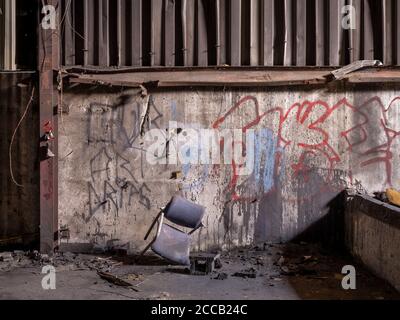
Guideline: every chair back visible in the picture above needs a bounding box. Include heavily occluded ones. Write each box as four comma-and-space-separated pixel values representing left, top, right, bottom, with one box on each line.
163, 196, 205, 229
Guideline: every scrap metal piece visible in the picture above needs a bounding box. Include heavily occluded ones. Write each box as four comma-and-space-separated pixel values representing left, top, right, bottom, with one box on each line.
97, 271, 139, 291
189, 253, 221, 275
329, 60, 383, 81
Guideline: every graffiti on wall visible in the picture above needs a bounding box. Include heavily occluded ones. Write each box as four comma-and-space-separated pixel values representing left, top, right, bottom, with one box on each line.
85, 96, 163, 222
211, 95, 400, 203
76, 91, 400, 241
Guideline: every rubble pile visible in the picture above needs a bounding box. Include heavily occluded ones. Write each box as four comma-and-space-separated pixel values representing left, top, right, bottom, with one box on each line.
0, 251, 121, 273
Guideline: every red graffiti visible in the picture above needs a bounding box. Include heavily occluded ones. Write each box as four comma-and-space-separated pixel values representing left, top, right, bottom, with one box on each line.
212, 95, 400, 203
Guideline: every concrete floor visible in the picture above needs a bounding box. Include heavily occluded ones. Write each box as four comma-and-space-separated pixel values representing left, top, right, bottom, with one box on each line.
0, 243, 399, 300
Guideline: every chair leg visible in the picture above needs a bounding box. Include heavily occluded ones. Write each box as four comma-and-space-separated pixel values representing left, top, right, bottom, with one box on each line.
144, 210, 163, 241
138, 241, 153, 258
138, 211, 164, 262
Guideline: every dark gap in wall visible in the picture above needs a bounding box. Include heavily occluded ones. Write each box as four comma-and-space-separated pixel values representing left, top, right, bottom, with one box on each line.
273, 0, 285, 65
396, 0, 400, 64
368, 0, 383, 62
126, 0, 134, 66
306, 0, 316, 66
161, 0, 166, 66
109, 1, 118, 66
93, 1, 100, 65
222, 0, 229, 65
16, 0, 37, 69
241, 0, 250, 66
74, 0, 84, 66
175, 0, 184, 66
142, 0, 151, 66
342, 0, 350, 66
204, 0, 217, 66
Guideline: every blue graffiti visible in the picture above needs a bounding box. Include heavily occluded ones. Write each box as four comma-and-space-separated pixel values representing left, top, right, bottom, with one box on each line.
254, 128, 277, 193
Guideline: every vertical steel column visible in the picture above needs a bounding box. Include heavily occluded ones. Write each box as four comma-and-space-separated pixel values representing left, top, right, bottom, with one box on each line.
38, 0, 59, 254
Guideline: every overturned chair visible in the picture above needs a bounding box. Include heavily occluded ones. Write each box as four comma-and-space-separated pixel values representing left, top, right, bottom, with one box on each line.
140, 196, 205, 265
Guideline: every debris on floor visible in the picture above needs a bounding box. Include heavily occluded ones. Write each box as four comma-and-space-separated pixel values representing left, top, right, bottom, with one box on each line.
213, 272, 228, 280
373, 188, 400, 208
232, 267, 258, 279
189, 253, 220, 275
97, 271, 139, 291
0, 252, 13, 263
1, 242, 399, 300
386, 188, 400, 207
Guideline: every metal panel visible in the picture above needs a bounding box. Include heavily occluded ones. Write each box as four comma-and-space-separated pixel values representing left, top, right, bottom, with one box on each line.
250, 0, 260, 66
382, 0, 393, 65
117, 0, 127, 66
83, 0, 95, 65
59, 0, 396, 67
315, 0, 325, 66
98, 0, 110, 66
397, 0, 400, 65
0, 72, 39, 247
63, 0, 75, 66
329, 0, 344, 66
151, 0, 163, 66
295, 0, 306, 66
164, 0, 175, 66
217, 0, 227, 65
362, 0, 374, 60
186, 0, 196, 66
262, 0, 274, 66
349, 0, 361, 62
131, 0, 142, 66
196, 0, 208, 66
229, 0, 241, 66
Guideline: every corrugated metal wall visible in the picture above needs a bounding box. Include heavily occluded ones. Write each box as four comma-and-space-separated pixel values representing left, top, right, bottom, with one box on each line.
0, 72, 39, 248
60, 0, 400, 67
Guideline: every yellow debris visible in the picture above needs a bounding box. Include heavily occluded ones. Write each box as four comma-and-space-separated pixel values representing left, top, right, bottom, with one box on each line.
386, 188, 400, 207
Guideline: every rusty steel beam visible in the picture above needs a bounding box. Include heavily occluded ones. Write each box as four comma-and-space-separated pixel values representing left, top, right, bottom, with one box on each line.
38, 0, 60, 254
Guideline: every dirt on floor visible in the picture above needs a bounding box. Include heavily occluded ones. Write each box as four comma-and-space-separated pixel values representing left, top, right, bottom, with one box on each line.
0, 242, 399, 300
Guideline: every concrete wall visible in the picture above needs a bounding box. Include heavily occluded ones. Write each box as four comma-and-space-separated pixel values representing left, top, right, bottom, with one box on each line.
345, 194, 400, 291
58, 84, 400, 253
